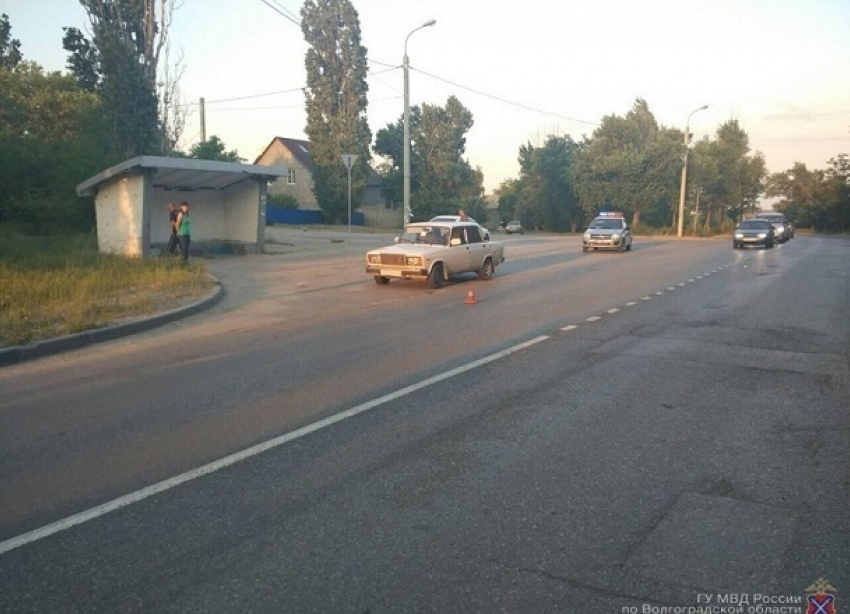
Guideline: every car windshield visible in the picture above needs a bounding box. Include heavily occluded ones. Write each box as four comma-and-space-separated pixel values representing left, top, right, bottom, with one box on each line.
588, 219, 623, 230
398, 225, 450, 246
739, 220, 770, 230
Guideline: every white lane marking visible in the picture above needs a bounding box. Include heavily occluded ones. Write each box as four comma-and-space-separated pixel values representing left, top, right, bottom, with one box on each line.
561, 324, 578, 332
687, 279, 695, 283
625, 301, 637, 307
667, 287, 676, 291
0, 335, 550, 556
654, 291, 664, 296
641, 296, 652, 301
586, 316, 602, 322
678, 282, 686, 287
607, 308, 620, 314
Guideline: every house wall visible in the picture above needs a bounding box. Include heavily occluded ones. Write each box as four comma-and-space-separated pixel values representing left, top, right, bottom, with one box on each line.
95, 175, 147, 257
258, 140, 318, 210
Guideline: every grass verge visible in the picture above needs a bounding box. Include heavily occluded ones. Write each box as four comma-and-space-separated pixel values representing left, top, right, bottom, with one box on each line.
0, 231, 215, 347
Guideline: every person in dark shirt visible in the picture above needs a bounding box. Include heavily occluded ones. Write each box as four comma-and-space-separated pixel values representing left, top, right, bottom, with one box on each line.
165, 202, 180, 256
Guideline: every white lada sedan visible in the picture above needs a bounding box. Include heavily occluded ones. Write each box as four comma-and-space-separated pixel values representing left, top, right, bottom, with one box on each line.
366, 221, 505, 288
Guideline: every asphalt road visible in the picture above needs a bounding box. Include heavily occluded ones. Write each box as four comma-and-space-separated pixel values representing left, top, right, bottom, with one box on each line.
1, 231, 847, 612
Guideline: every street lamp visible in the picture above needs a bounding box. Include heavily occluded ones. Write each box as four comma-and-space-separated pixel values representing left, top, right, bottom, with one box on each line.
403, 18, 436, 228
677, 104, 708, 238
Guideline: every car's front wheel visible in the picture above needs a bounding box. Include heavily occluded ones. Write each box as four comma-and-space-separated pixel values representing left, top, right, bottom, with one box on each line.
428, 263, 444, 289
478, 258, 494, 280
374, 275, 390, 285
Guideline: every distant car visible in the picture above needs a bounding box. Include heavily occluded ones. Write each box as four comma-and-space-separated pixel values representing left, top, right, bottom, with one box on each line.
429, 215, 490, 241
505, 220, 524, 235
754, 212, 791, 243
582, 212, 632, 252
733, 219, 774, 249
366, 221, 505, 288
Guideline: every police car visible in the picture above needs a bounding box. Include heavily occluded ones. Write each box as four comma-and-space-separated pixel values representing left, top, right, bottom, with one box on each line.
582, 212, 633, 252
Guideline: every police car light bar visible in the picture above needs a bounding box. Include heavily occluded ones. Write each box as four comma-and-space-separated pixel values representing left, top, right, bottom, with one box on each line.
598, 211, 624, 218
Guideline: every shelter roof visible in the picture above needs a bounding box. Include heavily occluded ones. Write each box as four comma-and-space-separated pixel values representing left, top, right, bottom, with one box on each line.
77, 156, 285, 197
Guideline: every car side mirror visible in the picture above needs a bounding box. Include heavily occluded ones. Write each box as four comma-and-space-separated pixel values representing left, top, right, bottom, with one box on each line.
393, 236, 399, 244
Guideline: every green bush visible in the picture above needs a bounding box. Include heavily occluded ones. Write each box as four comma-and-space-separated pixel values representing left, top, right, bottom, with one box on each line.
268, 193, 300, 210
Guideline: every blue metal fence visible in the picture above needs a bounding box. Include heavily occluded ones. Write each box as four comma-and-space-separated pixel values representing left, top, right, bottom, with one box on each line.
266, 207, 365, 226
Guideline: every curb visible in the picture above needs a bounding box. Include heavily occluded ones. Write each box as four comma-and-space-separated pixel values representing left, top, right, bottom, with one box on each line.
0, 278, 225, 368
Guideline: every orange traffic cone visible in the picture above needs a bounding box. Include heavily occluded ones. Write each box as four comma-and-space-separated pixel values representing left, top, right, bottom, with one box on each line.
465, 287, 478, 305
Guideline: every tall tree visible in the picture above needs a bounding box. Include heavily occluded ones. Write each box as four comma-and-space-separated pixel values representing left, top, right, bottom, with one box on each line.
301, 0, 372, 224
767, 156, 850, 232
571, 99, 681, 228
0, 62, 113, 232
373, 96, 484, 221
515, 135, 582, 231
64, 0, 178, 159
690, 120, 765, 229
414, 96, 484, 220
0, 13, 22, 70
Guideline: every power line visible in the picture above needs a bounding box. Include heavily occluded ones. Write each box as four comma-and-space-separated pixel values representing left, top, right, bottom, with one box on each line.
411, 66, 599, 127
268, 0, 300, 23
258, 0, 300, 27
201, 95, 401, 113
183, 66, 399, 108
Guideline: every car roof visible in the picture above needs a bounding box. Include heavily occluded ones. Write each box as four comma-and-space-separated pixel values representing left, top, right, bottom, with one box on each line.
409, 221, 477, 229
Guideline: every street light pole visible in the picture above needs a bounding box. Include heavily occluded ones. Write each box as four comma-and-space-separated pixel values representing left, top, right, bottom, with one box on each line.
403, 19, 436, 229
677, 104, 708, 238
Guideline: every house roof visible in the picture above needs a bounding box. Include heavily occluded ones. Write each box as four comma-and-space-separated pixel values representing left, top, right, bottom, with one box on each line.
255, 137, 383, 187
254, 137, 313, 172
77, 155, 285, 197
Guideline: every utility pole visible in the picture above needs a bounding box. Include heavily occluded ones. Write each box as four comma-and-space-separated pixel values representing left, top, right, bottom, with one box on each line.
403, 19, 436, 229
199, 97, 206, 142
677, 105, 708, 238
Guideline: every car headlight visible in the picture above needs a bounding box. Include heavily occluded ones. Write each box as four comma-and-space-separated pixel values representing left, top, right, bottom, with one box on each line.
368, 254, 381, 263
611, 233, 621, 241
583, 232, 591, 241
734, 232, 744, 239
406, 256, 422, 266
757, 233, 767, 239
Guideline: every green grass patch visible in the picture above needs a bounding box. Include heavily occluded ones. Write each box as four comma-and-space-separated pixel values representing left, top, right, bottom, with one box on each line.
0, 230, 214, 347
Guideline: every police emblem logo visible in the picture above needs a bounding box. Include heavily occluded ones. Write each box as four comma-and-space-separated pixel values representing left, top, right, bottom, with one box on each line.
806, 578, 837, 614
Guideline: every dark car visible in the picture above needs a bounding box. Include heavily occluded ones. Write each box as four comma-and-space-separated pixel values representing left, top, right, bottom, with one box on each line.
733, 219, 775, 249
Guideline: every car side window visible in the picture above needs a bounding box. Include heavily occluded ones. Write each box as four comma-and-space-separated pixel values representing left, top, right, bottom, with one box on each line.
451, 227, 466, 245
466, 225, 482, 244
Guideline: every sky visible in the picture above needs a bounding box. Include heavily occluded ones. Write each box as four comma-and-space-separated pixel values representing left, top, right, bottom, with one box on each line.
5, 0, 850, 193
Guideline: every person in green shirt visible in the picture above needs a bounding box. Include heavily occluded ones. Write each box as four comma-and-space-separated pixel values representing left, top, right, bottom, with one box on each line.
175, 201, 191, 261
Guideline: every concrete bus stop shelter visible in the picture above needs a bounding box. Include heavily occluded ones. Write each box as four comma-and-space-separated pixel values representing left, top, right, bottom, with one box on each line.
77, 156, 285, 258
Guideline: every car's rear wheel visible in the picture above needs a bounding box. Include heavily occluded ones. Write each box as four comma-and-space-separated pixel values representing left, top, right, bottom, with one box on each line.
582, 246, 588, 252
626, 240, 632, 251
427, 263, 444, 289
478, 258, 494, 280
374, 275, 390, 285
